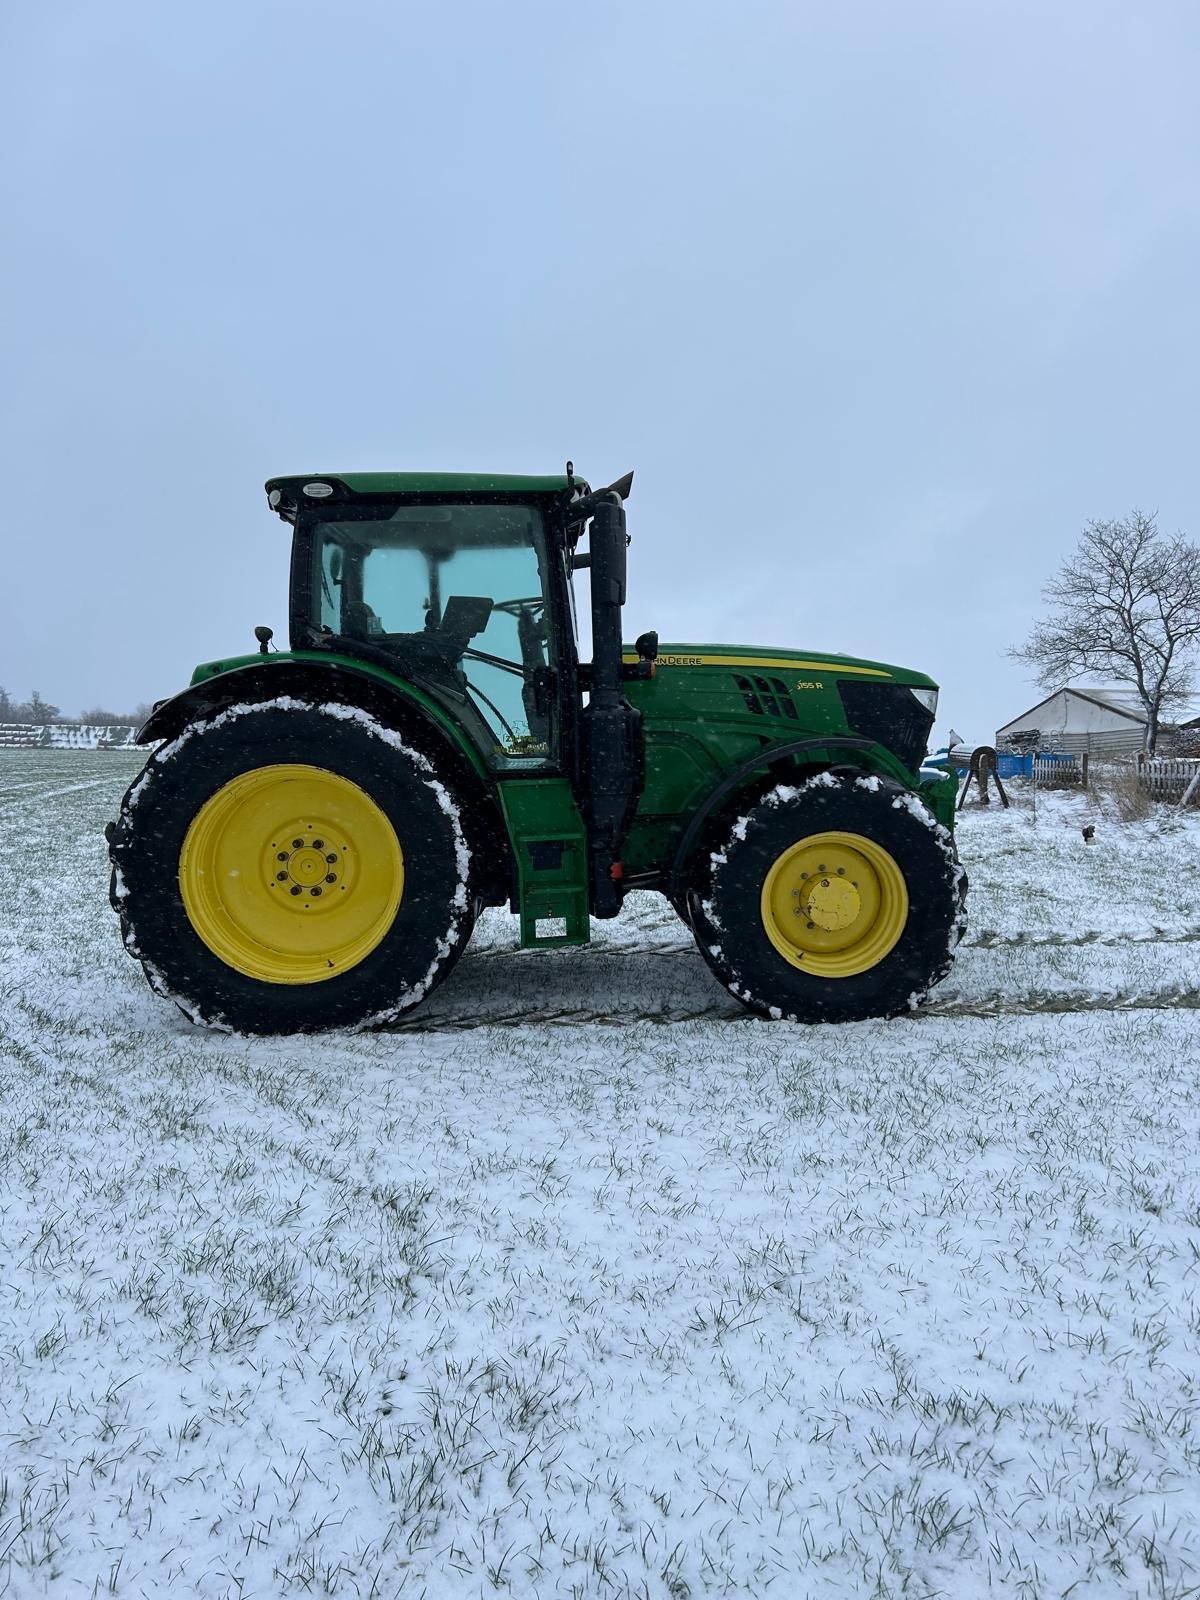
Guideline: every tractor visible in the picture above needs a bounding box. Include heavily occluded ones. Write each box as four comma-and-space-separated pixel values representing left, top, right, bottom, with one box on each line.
108, 468, 964, 1033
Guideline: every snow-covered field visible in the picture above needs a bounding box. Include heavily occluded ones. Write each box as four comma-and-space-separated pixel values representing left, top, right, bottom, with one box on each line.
2, 749, 1199, 1599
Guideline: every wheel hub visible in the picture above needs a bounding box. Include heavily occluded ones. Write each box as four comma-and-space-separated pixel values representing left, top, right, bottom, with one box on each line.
797, 873, 861, 932
272, 834, 343, 901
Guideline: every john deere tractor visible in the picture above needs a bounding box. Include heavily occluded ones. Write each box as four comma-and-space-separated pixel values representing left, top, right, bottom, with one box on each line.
108, 469, 964, 1033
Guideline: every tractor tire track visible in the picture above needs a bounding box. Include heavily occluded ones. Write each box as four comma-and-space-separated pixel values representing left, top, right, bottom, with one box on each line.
963, 927, 1200, 949
924, 990, 1200, 1019
391, 989, 1200, 1032
468, 927, 1200, 964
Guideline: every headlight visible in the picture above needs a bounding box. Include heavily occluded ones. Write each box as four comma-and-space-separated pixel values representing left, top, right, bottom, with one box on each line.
907, 685, 939, 716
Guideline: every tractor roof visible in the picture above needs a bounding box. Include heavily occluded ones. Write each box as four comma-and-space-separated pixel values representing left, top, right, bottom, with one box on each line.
265, 471, 584, 502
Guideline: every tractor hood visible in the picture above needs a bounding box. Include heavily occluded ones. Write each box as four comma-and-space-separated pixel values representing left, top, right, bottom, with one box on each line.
622, 642, 934, 688
621, 641, 939, 779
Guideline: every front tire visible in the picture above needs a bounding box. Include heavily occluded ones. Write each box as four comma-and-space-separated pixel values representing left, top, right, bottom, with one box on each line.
689, 773, 966, 1023
109, 700, 474, 1033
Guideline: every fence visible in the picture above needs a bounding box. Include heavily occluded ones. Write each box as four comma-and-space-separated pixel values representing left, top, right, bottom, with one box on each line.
1136, 755, 1200, 803
1032, 753, 1087, 788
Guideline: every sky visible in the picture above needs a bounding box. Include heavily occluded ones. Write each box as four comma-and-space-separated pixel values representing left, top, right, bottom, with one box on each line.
2, 0, 1198, 743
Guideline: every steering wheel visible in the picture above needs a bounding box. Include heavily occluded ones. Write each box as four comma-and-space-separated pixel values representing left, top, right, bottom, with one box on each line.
461, 596, 547, 676
491, 596, 546, 625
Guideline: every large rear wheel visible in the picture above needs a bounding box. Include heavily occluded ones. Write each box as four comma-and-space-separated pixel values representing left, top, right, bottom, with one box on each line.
688, 773, 966, 1023
110, 700, 474, 1033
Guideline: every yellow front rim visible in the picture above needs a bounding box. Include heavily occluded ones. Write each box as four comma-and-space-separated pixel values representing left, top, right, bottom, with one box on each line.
178, 764, 404, 985
760, 830, 908, 979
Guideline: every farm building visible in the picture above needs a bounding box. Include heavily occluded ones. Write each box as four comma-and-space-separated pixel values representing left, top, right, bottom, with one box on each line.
996, 685, 1200, 757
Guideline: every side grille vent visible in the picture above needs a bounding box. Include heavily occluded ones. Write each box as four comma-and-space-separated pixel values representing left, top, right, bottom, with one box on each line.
733, 674, 798, 720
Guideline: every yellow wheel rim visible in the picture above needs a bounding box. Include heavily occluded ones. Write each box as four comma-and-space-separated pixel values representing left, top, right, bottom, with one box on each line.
178, 764, 404, 985
760, 830, 908, 979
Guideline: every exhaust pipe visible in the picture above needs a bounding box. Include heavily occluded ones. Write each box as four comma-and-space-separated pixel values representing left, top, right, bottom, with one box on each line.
582, 486, 643, 917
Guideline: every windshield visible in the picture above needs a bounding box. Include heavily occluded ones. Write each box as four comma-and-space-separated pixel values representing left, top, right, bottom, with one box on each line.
309, 502, 554, 767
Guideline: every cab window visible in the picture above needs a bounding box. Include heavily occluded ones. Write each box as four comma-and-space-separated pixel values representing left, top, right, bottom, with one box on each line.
310, 502, 554, 769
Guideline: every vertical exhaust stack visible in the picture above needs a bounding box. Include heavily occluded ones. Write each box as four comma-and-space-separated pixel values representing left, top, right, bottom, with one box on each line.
582, 476, 643, 917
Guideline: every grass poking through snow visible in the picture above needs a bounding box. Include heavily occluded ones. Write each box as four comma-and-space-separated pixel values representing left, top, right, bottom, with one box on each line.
1, 752, 1199, 1597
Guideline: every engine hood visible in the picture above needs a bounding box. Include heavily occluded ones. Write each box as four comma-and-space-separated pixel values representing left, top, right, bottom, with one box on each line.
619, 641, 939, 783
621, 642, 936, 689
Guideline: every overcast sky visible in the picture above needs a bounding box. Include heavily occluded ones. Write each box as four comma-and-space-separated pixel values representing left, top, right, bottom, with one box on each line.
2, 0, 1198, 742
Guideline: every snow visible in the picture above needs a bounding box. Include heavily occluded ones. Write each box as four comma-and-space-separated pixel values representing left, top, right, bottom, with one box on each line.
0, 723, 139, 751
2, 749, 1200, 1598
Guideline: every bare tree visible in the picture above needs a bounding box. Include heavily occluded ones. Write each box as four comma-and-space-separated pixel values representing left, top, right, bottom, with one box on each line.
1013, 511, 1200, 753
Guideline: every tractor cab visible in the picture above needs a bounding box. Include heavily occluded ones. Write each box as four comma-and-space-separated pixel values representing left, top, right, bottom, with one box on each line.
291, 492, 560, 768
270, 474, 591, 773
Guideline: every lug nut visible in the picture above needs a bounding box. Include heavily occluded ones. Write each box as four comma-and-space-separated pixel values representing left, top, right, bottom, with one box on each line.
837, 867, 846, 876
312, 839, 324, 850
325, 852, 337, 864
325, 873, 336, 884
310, 887, 322, 897
277, 851, 288, 862
292, 838, 304, 849
276, 870, 288, 882
290, 885, 302, 896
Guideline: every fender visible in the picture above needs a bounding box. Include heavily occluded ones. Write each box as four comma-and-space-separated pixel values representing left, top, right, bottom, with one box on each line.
137, 655, 511, 902
665, 735, 907, 900
139, 655, 485, 773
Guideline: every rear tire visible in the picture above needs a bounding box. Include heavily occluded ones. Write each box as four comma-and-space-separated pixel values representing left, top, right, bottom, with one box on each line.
109, 700, 474, 1034
689, 773, 966, 1023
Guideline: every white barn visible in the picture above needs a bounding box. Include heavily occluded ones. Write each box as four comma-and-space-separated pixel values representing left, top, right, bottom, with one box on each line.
995, 685, 1200, 757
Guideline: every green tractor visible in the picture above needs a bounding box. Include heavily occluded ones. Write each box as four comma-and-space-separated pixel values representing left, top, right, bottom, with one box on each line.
108, 468, 964, 1033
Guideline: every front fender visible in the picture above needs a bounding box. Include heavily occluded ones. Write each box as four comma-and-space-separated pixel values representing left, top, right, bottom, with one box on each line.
665, 736, 918, 900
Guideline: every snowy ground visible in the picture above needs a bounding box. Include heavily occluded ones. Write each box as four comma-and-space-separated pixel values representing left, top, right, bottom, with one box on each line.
2, 750, 1199, 1599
